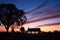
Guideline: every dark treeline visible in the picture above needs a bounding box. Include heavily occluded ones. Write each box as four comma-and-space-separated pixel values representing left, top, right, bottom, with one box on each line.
0, 31, 60, 40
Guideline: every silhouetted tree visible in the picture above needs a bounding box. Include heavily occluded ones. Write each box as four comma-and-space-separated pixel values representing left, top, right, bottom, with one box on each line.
15, 10, 27, 26
0, 4, 27, 32
0, 4, 16, 32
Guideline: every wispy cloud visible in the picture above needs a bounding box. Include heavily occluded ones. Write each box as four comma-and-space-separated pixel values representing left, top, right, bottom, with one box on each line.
26, 4, 60, 21
36, 22, 60, 27
26, 0, 49, 16
25, 15, 60, 24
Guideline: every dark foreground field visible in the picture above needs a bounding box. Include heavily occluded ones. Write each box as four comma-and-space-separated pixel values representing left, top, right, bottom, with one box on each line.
0, 32, 60, 40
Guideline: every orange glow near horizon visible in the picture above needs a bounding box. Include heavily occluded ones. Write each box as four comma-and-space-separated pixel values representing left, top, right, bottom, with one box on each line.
23, 23, 60, 32
0, 18, 60, 32
0, 24, 60, 32
40, 25, 60, 32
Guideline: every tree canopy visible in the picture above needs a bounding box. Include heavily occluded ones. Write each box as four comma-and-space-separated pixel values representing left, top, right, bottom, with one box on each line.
0, 4, 27, 32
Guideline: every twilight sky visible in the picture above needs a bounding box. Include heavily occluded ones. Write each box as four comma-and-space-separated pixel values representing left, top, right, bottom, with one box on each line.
0, 0, 60, 32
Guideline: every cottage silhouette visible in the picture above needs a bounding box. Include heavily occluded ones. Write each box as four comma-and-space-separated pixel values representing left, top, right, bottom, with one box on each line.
27, 28, 41, 34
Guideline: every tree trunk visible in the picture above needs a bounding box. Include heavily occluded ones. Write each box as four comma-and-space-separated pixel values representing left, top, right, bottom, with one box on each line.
5, 25, 9, 33
6, 28, 8, 33
11, 26, 14, 32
